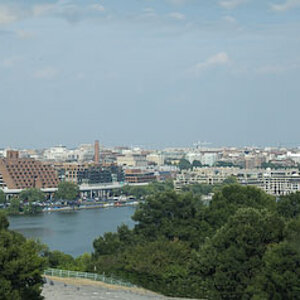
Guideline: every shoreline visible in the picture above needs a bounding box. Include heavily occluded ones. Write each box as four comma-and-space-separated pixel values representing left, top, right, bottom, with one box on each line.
5, 201, 139, 216
42, 201, 139, 213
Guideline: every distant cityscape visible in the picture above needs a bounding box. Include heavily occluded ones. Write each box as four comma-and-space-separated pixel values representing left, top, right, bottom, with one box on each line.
1, 140, 300, 199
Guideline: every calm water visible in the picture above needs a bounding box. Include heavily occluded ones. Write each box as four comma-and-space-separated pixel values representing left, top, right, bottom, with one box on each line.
8, 207, 136, 257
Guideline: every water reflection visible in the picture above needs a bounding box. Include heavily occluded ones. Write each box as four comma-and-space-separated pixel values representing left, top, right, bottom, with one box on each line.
9, 207, 136, 257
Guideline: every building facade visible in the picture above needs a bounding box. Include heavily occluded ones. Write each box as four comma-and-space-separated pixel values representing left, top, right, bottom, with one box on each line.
0, 151, 59, 190
175, 167, 300, 196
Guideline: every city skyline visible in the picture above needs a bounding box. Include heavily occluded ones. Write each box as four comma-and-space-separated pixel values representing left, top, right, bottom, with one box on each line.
0, 0, 299, 148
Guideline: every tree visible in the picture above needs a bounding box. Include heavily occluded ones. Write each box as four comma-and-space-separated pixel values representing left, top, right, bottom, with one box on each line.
120, 180, 174, 199
222, 175, 238, 185
181, 183, 214, 196
19, 188, 45, 203
192, 160, 202, 168
0, 212, 45, 300
88, 185, 300, 298
0, 189, 5, 205
178, 158, 192, 171
247, 241, 300, 299
132, 191, 211, 247
47, 250, 75, 270
55, 182, 79, 200
277, 192, 300, 219
93, 225, 137, 257
207, 184, 276, 229
195, 208, 285, 299
7, 197, 21, 215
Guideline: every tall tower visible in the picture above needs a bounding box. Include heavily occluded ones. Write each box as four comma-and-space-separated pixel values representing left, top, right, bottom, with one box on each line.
94, 140, 100, 164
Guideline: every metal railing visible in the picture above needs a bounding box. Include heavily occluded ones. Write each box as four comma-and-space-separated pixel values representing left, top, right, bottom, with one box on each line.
44, 269, 136, 288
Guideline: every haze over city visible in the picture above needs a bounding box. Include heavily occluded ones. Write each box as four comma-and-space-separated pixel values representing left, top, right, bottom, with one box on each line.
1, 0, 300, 148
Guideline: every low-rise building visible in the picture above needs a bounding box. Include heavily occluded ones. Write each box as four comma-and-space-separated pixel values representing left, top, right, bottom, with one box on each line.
125, 169, 156, 183
116, 154, 147, 167
175, 167, 300, 196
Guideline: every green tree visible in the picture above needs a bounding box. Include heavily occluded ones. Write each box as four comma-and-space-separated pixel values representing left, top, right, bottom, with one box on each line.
222, 175, 238, 185
0, 212, 45, 300
0, 189, 5, 205
192, 160, 202, 168
7, 197, 21, 215
132, 191, 211, 247
47, 250, 76, 270
178, 158, 192, 171
55, 182, 79, 200
207, 184, 276, 229
195, 208, 285, 299
19, 188, 45, 203
93, 225, 137, 257
90, 185, 300, 299
120, 180, 174, 199
75, 253, 92, 272
181, 183, 214, 196
247, 241, 300, 299
277, 192, 300, 219
94, 238, 193, 297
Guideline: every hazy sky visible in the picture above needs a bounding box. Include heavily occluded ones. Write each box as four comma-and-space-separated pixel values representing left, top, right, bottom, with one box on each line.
0, 0, 299, 149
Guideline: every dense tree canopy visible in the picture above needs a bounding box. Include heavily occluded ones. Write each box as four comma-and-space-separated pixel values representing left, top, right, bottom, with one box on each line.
0, 190, 5, 204
276, 192, 300, 219
90, 184, 300, 299
55, 182, 79, 200
19, 188, 45, 203
178, 158, 192, 170
0, 212, 45, 300
195, 208, 285, 299
7, 197, 21, 215
192, 160, 202, 168
247, 241, 300, 299
117, 180, 174, 199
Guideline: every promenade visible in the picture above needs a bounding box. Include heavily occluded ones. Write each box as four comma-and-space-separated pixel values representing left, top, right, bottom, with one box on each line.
42, 276, 190, 300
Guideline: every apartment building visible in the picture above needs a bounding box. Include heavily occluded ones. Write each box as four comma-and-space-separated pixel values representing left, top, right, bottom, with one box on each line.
0, 150, 59, 190
175, 167, 300, 196
116, 154, 147, 167
125, 169, 156, 184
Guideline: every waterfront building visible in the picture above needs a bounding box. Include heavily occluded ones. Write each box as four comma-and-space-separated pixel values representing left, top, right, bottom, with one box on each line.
54, 162, 124, 185
175, 167, 300, 196
0, 150, 59, 189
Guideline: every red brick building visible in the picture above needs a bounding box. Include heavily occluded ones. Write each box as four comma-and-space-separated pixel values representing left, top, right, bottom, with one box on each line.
0, 151, 59, 189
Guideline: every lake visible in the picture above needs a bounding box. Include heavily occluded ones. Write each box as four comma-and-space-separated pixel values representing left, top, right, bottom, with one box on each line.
8, 207, 136, 257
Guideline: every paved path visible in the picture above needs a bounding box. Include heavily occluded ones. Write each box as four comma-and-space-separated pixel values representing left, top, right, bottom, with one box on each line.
42, 276, 187, 300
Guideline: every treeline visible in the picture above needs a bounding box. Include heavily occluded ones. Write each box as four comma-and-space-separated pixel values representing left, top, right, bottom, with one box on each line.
112, 180, 174, 199
89, 185, 300, 299
0, 182, 79, 215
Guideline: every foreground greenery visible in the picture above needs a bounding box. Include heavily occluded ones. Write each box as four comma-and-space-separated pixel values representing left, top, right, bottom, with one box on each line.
0, 213, 46, 300
2, 183, 300, 299
90, 185, 300, 299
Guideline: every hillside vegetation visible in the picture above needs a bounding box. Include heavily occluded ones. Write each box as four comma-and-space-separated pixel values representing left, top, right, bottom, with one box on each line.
90, 185, 300, 299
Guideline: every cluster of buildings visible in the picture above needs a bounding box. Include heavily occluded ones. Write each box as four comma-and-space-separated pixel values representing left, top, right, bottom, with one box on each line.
1, 141, 300, 197
175, 167, 300, 196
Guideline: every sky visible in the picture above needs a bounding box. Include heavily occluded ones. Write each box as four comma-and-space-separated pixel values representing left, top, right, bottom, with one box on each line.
0, 0, 300, 149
